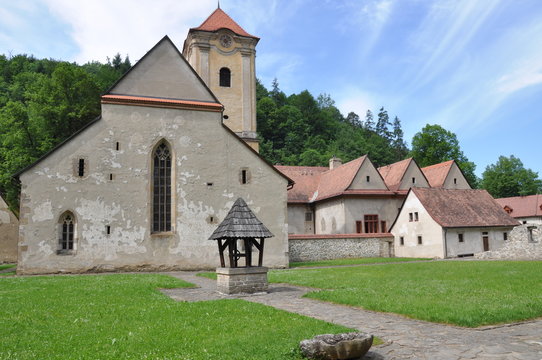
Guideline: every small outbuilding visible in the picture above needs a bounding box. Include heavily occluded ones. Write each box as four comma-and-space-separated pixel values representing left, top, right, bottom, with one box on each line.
391, 188, 519, 258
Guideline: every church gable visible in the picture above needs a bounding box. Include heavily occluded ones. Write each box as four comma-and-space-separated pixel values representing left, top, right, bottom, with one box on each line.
107, 36, 218, 103
398, 159, 430, 190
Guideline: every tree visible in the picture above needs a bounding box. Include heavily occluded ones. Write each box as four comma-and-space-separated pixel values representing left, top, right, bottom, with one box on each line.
364, 110, 374, 131
391, 116, 408, 160
376, 107, 391, 140
345, 112, 361, 128
480, 155, 542, 198
409, 124, 478, 187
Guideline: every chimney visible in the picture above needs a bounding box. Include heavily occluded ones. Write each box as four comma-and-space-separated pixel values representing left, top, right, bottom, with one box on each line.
329, 156, 342, 170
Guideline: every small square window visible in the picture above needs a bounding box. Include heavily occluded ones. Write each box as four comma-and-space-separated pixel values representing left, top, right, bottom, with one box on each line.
305, 212, 313, 222
458, 233, 464, 242
400, 237, 404, 246
417, 236, 423, 245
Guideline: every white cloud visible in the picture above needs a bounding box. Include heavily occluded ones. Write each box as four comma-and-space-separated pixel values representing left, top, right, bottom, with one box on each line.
335, 87, 376, 118
42, 0, 217, 63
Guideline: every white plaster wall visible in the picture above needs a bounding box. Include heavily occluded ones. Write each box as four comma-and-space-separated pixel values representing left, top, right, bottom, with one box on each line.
349, 160, 387, 190
343, 197, 403, 233
442, 163, 471, 189
287, 204, 313, 234
18, 104, 288, 274
517, 217, 542, 225
315, 199, 344, 234
392, 193, 445, 258
445, 227, 512, 257
399, 162, 430, 190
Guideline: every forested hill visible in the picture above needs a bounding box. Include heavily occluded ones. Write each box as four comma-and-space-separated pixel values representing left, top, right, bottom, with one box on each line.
0, 54, 131, 208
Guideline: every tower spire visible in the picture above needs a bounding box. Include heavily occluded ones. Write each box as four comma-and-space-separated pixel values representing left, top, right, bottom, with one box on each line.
218, 1, 220, 9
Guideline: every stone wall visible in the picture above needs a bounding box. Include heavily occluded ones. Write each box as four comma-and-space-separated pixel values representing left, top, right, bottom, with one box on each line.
289, 234, 394, 262
475, 224, 542, 260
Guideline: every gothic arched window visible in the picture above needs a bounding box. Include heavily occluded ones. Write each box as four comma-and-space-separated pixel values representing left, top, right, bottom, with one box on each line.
219, 67, 231, 87
153, 142, 172, 232
58, 212, 75, 253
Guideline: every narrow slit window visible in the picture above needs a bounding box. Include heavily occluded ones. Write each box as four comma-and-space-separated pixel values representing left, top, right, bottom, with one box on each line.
106, 225, 111, 235
109, 174, 113, 181
418, 235, 423, 245
152, 142, 172, 233
400, 237, 404, 246
116, 142, 120, 151
366, 176, 370, 182
409, 213, 413, 222
241, 169, 248, 184
219, 67, 231, 87
78, 159, 85, 177
412, 177, 416, 184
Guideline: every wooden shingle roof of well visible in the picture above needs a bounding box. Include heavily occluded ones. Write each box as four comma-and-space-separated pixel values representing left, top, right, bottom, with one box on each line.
209, 198, 274, 240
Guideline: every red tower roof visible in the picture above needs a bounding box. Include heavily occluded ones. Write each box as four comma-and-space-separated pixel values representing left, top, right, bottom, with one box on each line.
191, 8, 258, 39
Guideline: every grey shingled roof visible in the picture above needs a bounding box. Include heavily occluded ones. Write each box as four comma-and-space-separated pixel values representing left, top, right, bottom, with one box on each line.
209, 198, 274, 240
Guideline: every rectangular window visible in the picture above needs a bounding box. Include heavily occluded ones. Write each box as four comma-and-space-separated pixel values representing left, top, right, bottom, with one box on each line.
503, 232, 508, 240
458, 233, 464, 242
400, 236, 404, 246
305, 212, 313, 222
241, 170, 248, 184
412, 177, 416, 184
356, 221, 362, 233
366, 175, 370, 182
380, 221, 387, 233
106, 225, 111, 235
417, 235, 423, 245
454, 178, 457, 184
409, 213, 413, 222
116, 142, 120, 151
78, 159, 85, 177
109, 173, 114, 181
364, 215, 379, 233
414, 212, 419, 221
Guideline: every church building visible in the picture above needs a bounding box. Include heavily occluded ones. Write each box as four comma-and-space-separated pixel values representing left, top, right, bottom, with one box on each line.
15, 8, 291, 274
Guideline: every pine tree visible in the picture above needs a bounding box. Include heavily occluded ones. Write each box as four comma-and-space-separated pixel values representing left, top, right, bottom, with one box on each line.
391, 116, 408, 161
364, 110, 374, 131
376, 107, 391, 140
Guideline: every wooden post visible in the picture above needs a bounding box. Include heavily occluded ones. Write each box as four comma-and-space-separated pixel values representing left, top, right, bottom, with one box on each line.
217, 239, 225, 267
258, 238, 265, 267
245, 238, 252, 267
228, 239, 235, 268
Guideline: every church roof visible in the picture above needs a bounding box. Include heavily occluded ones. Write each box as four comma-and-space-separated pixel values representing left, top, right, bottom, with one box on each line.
275, 166, 328, 203
378, 158, 411, 191
209, 198, 274, 240
421, 160, 455, 188
495, 194, 542, 218
191, 8, 258, 39
411, 188, 519, 228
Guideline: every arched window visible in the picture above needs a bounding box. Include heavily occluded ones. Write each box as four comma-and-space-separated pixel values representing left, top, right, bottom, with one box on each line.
58, 212, 75, 253
152, 142, 172, 232
219, 67, 231, 87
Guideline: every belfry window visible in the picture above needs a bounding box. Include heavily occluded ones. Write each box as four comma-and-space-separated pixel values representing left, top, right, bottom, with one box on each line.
58, 212, 75, 254
219, 67, 231, 87
152, 142, 172, 233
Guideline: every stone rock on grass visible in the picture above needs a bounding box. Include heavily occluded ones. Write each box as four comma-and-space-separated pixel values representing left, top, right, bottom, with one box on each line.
300, 332, 373, 360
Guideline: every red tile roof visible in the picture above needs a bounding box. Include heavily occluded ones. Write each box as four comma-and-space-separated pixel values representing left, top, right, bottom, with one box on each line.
274, 165, 327, 203
378, 158, 413, 191
276, 156, 396, 203
101, 95, 223, 111
191, 8, 258, 39
495, 194, 542, 218
412, 188, 519, 228
421, 160, 455, 188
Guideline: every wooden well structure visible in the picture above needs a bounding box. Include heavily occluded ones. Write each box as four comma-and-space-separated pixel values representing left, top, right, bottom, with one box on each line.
209, 198, 273, 294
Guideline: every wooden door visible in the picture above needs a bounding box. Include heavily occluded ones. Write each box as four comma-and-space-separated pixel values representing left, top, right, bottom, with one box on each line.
483, 236, 489, 251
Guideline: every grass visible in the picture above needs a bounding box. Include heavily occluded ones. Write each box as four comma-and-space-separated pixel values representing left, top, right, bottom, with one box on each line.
0, 273, 351, 359
0, 264, 16, 271
290, 257, 431, 268
270, 261, 542, 327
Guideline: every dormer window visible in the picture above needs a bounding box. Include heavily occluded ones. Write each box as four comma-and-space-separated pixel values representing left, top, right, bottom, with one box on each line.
504, 206, 513, 214
219, 67, 231, 87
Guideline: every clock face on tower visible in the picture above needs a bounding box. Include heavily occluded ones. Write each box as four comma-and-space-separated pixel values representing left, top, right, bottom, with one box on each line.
219, 34, 233, 48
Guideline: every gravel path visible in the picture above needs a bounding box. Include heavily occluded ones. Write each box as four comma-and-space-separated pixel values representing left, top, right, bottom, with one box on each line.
162, 271, 542, 360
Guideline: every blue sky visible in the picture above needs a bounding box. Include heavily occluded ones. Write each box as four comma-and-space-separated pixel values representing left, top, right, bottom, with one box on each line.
1, 0, 541, 178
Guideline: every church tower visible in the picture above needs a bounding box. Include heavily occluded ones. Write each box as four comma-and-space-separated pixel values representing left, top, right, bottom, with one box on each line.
183, 7, 260, 151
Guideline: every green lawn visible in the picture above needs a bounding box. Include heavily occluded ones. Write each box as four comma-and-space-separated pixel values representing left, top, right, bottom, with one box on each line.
290, 257, 431, 268
0, 264, 16, 271
0, 274, 351, 359
270, 261, 542, 327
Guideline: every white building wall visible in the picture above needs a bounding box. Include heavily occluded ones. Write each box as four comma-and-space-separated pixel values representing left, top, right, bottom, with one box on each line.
287, 204, 314, 234
392, 193, 445, 258
314, 199, 344, 234
445, 227, 513, 257
343, 197, 402, 233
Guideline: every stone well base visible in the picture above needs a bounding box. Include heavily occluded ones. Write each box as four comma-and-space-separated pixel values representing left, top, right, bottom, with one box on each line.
216, 267, 268, 295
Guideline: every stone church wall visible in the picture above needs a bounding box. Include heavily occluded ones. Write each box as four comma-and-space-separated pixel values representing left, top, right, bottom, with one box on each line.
289, 234, 394, 263
475, 224, 542, 260
18, 104, 288, 274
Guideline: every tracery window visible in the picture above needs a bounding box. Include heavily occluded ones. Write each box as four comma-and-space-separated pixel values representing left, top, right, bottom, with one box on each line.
59, 212, 75, 253
153, 142, 172, 232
